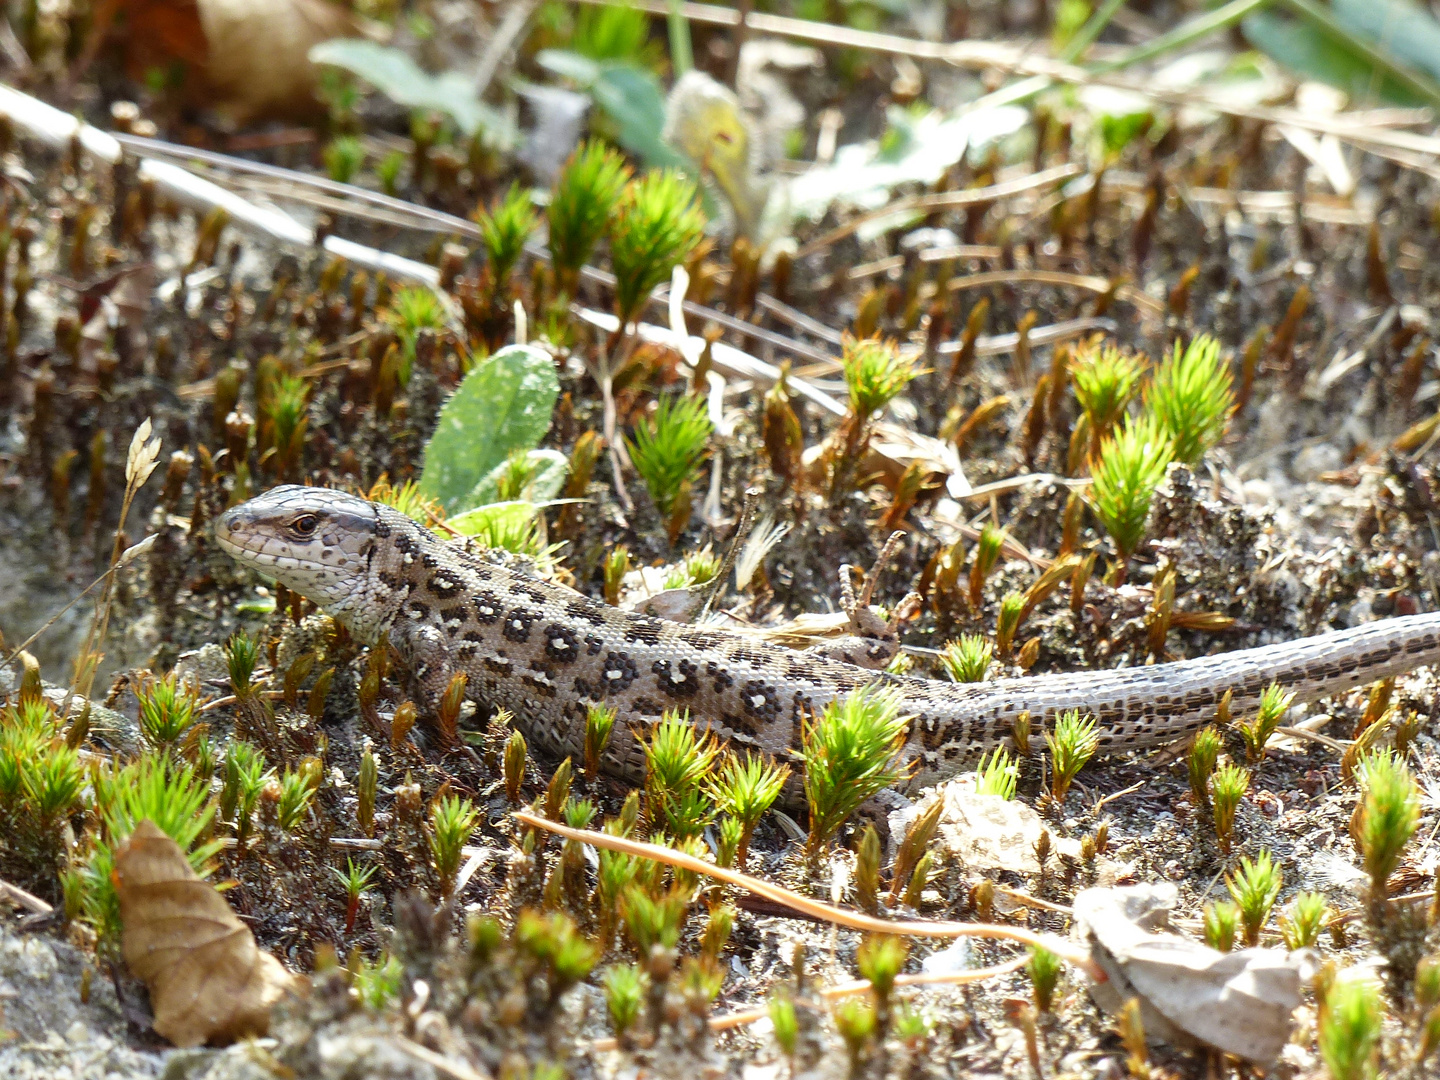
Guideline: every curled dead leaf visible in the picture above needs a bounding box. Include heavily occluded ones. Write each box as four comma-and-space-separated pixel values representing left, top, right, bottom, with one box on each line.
115, 819, 296, 1047
802, 420, 964, 496
1073, 883, 1301, 1065
82, 0, 363, 124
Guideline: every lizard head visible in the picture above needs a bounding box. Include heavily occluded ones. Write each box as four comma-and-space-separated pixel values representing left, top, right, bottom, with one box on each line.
216, 486, 379, 613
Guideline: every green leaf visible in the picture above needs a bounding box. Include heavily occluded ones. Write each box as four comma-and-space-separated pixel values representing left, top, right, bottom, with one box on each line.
309, 40, 517, 143
1334, 0, 1440, 85
468, 448, 570, 507
537, 50, 689, 169
1242, 11, 1429, 107
419, 345, 560, 513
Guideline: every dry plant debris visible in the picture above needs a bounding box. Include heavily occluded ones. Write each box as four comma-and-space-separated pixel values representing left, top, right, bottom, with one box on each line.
4, 0, 1440, 1075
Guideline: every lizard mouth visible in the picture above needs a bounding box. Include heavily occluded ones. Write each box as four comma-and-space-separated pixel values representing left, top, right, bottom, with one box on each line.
213, 492, 380, 613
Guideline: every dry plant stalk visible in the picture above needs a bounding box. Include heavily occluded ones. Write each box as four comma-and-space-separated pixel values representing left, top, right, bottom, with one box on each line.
70, 419, 162, 709
512, 810, 1103, 979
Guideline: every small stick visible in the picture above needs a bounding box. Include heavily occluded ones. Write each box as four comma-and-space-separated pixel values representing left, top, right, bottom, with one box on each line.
513, 810, 1105, 980
697, 487, 763, 623
0, 878, 53, 915
589, 956, 1030, 1051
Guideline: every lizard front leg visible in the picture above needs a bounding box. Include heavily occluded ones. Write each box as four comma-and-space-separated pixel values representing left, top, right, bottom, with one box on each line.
386, 619, 463, 724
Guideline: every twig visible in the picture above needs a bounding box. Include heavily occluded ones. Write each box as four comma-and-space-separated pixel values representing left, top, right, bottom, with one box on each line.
589, 956, 1029, 1051
1091, 779, 1146, 814
994, 885, 1073, 915
755, 293, 845, 346
698, 487, 763, 623
794, 164, 1082, 260
0, 878, 53, 915
394, 1037, 493, 1080
0, 535, 154, 674
474, 0, 538, 98
513, 810, 1105, 980
0, 86, 440, 286
113, 130, 845, 370
1273, 725, 1350, 753
944, 269, 1166, 319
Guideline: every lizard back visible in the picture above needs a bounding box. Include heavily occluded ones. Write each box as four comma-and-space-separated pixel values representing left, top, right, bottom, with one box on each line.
217, 490, 1440, 790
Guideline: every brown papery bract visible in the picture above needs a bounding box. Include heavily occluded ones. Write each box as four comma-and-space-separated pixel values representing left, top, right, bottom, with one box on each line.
115, 820, 296, 1047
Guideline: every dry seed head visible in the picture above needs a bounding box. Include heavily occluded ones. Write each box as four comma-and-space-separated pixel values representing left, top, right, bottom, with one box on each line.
357, 742, 376, 837
1012, 710, 1032, 757
544, 757, 573, 822
890, 797, 944, 901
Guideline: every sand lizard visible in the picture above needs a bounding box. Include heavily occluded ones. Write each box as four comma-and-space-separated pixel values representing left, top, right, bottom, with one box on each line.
215, 486, 1440, 788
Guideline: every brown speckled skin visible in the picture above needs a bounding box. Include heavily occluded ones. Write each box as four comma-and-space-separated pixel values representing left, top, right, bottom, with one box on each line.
217, 487, 1440, 790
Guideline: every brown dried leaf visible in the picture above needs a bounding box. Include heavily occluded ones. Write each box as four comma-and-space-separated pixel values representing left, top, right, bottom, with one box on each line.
115, 820, 295, 1047
85, 0, 360, 124
802, 420, 964, 494
1073, 883, 1301, 1064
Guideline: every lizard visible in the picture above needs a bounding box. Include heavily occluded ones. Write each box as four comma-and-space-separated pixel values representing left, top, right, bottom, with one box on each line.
215, 485, 1440, 790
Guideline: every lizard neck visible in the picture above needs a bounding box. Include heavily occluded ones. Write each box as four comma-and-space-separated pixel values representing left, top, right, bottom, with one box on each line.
324, 503, 420, 644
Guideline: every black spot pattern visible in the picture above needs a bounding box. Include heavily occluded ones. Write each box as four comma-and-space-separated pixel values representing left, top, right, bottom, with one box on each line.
706, 662, 734, 693
510, 581, 548, 604
473, 592, 503, 624
544, 624, 581, 662
600, 651, 638, 692
566, 599, 609, 627
652, 658, 700, 698
503, 607, 538, 643
623, 616, 664, 646
522, 673, 558, 698
428, 574, 462, 598
741, 680, 782, 719
584, 633, 604, 656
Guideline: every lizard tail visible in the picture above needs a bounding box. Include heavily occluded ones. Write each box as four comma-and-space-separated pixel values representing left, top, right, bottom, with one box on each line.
901, 610, 1440, 787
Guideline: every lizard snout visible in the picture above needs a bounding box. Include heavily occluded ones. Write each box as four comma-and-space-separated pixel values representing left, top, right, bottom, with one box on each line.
214, 505, 255, 552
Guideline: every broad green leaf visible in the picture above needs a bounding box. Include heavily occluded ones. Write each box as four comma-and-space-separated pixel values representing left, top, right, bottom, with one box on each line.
1334, 0, 1440, 85
1242, 12, 1429, 107
310, 40, 517, 143
537, 50, 689, 169
467, 448, 570, 507
418, 345, 560, 513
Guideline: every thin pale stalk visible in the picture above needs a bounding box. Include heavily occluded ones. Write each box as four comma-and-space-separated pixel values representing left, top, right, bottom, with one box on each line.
513, 810, 1104, 979
588, 956, 1029, 1050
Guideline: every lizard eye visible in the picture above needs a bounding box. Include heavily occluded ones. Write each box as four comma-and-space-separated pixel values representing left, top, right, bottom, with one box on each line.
291, 514, 319, 536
